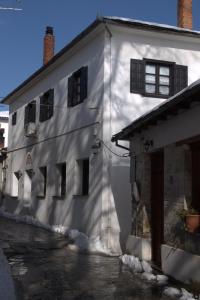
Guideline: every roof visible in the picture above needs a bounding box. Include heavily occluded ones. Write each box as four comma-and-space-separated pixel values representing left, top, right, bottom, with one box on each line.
2, 16, 200, 104
112, 79, 200, 142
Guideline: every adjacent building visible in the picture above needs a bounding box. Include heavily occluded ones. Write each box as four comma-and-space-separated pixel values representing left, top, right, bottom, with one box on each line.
2, 0, 200, 254
112, 78, 200, 283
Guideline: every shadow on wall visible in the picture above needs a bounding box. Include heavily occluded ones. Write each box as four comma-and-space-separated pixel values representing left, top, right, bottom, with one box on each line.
111, 165, 132, 251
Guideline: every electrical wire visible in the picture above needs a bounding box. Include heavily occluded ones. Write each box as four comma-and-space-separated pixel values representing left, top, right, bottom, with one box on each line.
99, 139, 130, 157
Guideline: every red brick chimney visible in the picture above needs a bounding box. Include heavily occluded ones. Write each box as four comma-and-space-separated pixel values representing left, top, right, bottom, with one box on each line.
177, 0, 193, 30
43, 26, 55, 65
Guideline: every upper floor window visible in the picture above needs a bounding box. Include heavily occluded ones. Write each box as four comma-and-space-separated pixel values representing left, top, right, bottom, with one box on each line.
24, 100, 36, 127
39, 89, 54, 122
12, 112, 17, 126
68, 66, 88, 107
130, 59, 188, 98
145, 64, 170, 96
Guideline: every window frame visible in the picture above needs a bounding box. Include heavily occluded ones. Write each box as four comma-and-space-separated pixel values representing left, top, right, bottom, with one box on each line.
24, 100, 36, 128
12, 112, 17, 126
68, 66, 88, 107
143, 59, 175, 98
74, 158, 89, 197
39, 89, 54, 123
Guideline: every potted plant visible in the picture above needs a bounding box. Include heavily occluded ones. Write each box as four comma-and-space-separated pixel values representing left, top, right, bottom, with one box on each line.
178, 208, 200, 233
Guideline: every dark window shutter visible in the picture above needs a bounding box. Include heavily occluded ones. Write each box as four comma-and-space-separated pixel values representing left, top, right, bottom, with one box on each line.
24, 106, 29, 127
29, 100, 36, 123
48, 89, 54, 118
12, 112, 17, 126
80, 66, 88, 101
130, 59, 145, 94
39, 95, 44, 122
82, 158, 89, 195
31, 100, 36, 122
68, 75, 74, 107
173, 65, 188, 94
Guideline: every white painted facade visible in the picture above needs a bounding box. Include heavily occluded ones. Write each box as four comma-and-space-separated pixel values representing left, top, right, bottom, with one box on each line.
3, 18, 200, 254
0, 111, 9, 148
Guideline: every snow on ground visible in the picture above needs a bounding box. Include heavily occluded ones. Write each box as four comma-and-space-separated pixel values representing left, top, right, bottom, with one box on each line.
0, 209, 114, 256
120, 254, 198, 300
0, 248, 16, 300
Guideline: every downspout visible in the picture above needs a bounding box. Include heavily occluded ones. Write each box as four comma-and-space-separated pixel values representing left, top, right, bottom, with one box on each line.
116, 138, 138, 236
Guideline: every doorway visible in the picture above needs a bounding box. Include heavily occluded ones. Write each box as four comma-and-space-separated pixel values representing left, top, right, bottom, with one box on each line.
191, 142, 200, 212
151, 151, 164, 267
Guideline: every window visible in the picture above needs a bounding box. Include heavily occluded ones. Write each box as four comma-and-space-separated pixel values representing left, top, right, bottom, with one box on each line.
11, 171, 20, 197
75, 158, 89, 196
0, 129, 5, 148
39, 89, 54, 122
12, 112, 17, 126
24, 100, 36, 127
145, 64, 170, 96
37, 166, 47, 198
68, 66, 88, 107
55, 163, 66, 197
130, 59, 188, 98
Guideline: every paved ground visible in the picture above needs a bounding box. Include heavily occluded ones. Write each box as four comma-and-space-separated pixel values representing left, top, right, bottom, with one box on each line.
0, 217, 173, 300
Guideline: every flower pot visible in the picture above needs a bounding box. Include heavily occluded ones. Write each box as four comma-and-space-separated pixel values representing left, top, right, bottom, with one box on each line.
185, 215, 200, 233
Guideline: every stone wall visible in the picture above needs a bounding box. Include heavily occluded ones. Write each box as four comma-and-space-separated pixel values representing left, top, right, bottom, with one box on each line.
131, 143, 200, 256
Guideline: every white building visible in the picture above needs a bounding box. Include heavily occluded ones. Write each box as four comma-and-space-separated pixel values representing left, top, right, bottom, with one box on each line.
2, 1, 200, 253
112, 78, 200, 283
0, 111, 9, 148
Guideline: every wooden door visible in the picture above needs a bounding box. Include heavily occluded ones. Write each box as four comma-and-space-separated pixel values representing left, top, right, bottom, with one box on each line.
151, 151, 164, 267
191, 142, 200, 212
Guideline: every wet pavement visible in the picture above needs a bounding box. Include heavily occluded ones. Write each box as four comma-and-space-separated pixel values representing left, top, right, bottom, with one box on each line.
0, 217, 173, 300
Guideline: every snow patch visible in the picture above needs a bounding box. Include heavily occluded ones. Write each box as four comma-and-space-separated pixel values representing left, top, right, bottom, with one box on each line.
141, 260, 152, 273
119, 254, 143, 273
141, 272, 156, 281
163, 287, 182, 298
180, 288, 195, 300
68, 230, 114, 256
0, 210, 114, 256
156, 274, 168, 285
163, 287, 197, 299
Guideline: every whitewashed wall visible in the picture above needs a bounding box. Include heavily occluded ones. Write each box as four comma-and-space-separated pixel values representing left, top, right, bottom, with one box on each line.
5, 29, 105, 243
5, 22, 200, 254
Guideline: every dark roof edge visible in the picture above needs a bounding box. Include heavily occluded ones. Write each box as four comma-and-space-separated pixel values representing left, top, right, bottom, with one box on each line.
2, 18, 101, 104
104, 17, 200, 37
112, 80, 200, 142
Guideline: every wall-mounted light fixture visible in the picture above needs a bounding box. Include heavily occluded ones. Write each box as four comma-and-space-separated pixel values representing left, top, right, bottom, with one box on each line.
91, 139, 101, 155
144, 140, 153, 152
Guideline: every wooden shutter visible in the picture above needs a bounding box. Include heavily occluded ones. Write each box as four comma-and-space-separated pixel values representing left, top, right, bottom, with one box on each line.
130, 59, 145, 94
29, 100, 36, 123
39, 95, 44, 122
80, 66, 88, 102
68, 75, 74, 107
24, 106, 29, 126
12, 112, 17, 126
48, 89, 54, 118
173, 65, 188, 94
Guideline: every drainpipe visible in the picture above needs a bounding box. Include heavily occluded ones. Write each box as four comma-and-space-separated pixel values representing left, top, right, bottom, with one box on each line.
116, 138, 138, 236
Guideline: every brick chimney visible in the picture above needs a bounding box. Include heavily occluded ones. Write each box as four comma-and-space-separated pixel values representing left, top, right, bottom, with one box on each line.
43, 26, 55, 65
177, 0, 193, 30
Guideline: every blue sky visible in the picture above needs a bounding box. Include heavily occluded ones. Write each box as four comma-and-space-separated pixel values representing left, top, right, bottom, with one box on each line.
0, 0, 200, 111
